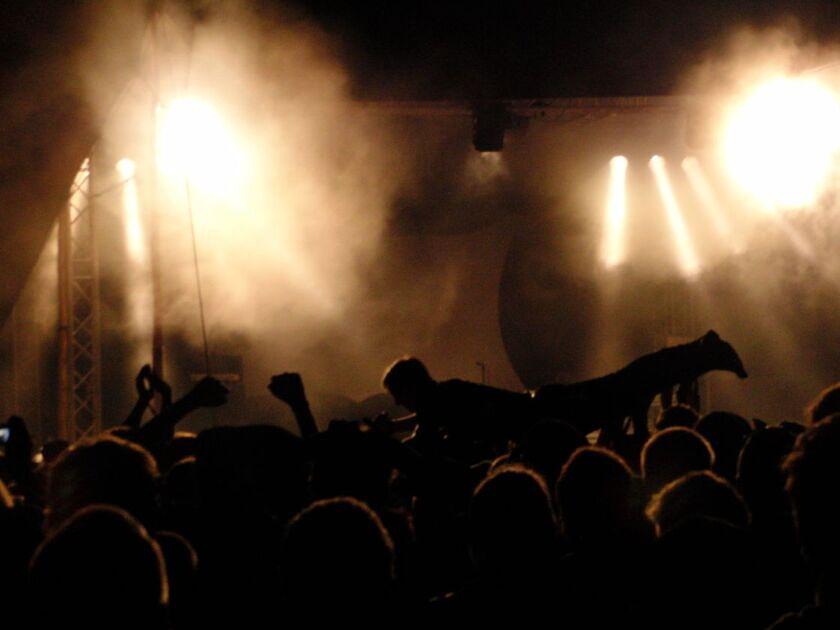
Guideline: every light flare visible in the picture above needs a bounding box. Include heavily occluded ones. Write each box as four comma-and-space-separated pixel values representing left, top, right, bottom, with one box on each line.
722, 77, 840, 209
157, 98, 247, 199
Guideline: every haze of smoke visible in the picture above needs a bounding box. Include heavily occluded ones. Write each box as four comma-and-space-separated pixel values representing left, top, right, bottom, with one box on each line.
94, 2, 426, 402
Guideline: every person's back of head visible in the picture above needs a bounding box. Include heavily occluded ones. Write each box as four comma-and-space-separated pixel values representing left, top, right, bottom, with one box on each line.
0, 475, 41, 621
29, 504, 167, 630
40, 439, 70, 465
642, 427, 714, 493
159, 431, 198, 474
196, 425, 307, 524
469, 464, 557, 574
651, 516, 767, 630
514, 419, 587, 488
737, 426, 796, 520
784, 413, 840, 570
281, 497, 395, 613
382, 356, 435, 411
309, 428, 393, 508
46, 435, 159, 530
807, 383, 840, 426
555, 446, 636, 548
695, 411, 754, 482
647, 470, 750, 537
656, 404, 699, 431
154, 531, 198, 630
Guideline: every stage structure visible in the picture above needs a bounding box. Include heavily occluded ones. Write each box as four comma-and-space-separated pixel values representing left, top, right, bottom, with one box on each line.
57, 158, 103, 442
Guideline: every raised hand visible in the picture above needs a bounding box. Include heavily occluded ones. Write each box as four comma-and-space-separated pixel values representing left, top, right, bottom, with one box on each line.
135, 365, 154, 403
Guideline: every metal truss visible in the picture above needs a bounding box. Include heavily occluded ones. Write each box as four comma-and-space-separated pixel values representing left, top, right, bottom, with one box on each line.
58, 157, 103, 442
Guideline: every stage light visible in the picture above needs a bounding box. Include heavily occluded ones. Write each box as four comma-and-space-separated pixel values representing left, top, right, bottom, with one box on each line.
465, 150, 507, 186
722, 77, 840, 209
157, 98, 245, 196
681, 157, 731, 239
650, 156, 700, 277
472, 103, 512, 152
115, 159, 145, 263
601, 155, 629, 268
116, 158, 136, 179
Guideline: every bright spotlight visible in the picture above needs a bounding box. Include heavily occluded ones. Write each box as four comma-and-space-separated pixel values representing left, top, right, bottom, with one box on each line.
116, 158, 136, 179
722, 77, 840, 209
157, 98, 246, 197
649, 156, 700, 277
601, 155, 629, 268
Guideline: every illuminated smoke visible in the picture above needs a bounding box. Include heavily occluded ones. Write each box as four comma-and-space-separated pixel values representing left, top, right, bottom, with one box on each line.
681, 157, 732, 240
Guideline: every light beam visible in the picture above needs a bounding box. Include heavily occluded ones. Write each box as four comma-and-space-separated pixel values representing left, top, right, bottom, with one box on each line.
681, 157, 732, 240
650, 155, 701, 277
601, 155, 629, 268
116, 159, 145, 263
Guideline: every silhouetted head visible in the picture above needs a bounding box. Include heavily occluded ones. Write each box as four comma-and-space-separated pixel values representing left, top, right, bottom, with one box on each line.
105, 425, 137, 441
40, 439, 70, 465
806, 382, 840, 425
514, 419, 587, 488
196, 425, 307, 525
642, 427, 714, 493
469, 465, 557, 573
647, 470, 750, 537
695, 411, 754, 482
47, 435, 159, 530
0, 475, 40, 617
281, 497, 394, 611
154, 531, 198, 630
30, 505, 167, 630
655, 404, 699, 431
736, 426, 796, 521
161, 457, 198, 539
310, 428, 394, 508
785, 413, 840, 569
159, 431, 198, 473
555, 446, 635, 547
700, 330, 748, 378
382, 357, 436, 412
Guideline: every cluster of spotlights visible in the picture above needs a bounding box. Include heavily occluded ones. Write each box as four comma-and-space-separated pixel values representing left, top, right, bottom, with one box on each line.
601, 75, 840, 277
601, 155, 724, 278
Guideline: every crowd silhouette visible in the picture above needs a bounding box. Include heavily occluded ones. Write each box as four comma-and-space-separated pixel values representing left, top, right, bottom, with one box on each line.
2, 329, 839, 628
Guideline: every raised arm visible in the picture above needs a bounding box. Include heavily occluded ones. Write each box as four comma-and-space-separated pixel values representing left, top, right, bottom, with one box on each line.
123, 365, 154, 429
137, 376, 228, 456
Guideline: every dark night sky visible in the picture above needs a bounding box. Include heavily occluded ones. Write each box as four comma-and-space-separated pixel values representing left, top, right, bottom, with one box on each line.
1, 1, 839, 98
285, 0, 840, 98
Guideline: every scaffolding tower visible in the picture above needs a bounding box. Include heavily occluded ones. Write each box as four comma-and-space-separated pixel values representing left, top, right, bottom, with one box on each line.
57, 157, 103, 442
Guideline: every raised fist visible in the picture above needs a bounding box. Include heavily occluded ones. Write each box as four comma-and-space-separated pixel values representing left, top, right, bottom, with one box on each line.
268, 372, 307, 408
